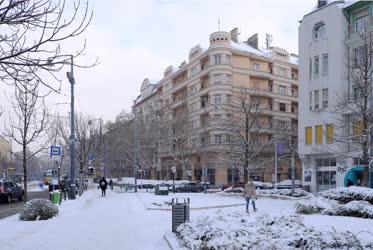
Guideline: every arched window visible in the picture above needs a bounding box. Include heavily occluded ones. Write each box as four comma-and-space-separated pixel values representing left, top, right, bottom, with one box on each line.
313, 22, 326, 40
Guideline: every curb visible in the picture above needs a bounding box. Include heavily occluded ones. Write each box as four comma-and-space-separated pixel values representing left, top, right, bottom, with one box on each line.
163, 234, 174, 250
163, 232, 188, 250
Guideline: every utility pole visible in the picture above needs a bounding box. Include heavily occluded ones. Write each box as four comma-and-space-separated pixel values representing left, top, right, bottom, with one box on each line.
67, 55, 76, 200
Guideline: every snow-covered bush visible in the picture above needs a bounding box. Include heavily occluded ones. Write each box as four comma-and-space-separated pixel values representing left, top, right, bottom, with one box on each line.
19, 199, 59, 221
295, 197, 373, 219
323, 200, 373, 219
258, 188, 310, 198
320, 186, 373, 204
176, 211, 366, 249
295, 197, 337, 214
223, 187, 244, 193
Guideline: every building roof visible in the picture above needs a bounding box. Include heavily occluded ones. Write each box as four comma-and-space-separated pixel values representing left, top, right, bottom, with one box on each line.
230, 41, 270, 58
305, 1, 359, 17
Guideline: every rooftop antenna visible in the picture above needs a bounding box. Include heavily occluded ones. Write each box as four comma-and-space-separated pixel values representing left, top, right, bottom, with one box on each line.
265, 33, 273, 50
218, 19, 221, 31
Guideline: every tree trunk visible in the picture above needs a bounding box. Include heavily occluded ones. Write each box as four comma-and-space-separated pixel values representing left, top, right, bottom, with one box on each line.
23, 143, 27, 202
244, 115, 249, 184
291, 151, 295, 195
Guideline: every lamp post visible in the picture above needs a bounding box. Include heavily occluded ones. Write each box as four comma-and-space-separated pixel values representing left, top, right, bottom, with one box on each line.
46, 55, 76, 199
66, 55, 77, 200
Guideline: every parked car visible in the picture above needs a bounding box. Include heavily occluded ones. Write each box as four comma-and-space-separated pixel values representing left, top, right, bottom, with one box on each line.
174, 182, 204, 193
0, 180, 24, 203
137, 184, 154, 189
221, 182, 246, 191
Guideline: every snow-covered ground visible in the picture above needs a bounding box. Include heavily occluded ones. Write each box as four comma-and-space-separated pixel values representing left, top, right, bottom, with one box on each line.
1, 187, 373, 250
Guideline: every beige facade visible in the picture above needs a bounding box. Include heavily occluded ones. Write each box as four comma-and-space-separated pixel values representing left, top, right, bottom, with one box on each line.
0, 136, 12, 178
135, 29, 300, 187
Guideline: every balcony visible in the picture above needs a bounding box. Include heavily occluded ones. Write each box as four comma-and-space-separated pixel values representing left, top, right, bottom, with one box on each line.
171, 95, 187, 109
345, 16, 373, 42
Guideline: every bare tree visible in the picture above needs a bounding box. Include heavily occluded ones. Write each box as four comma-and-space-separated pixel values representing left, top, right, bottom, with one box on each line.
57, 113, 104, 192
335, 26, 373, 166
157, 104, 202, 180
5, 80, 48, 201
219, 88, 270, 184
273, 120, 298, 193
0, 0, 95, 92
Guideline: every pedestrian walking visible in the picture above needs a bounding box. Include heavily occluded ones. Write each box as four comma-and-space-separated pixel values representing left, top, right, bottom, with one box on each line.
99, 177, 108, 197
243, 180, 257, 213
109, 178, 114, 191
346, 179, 353, 187
59, 178, 68, 200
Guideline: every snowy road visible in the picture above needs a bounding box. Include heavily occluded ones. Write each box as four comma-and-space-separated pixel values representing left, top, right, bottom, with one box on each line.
0, 191, 49, 219
0, 189, 170, 250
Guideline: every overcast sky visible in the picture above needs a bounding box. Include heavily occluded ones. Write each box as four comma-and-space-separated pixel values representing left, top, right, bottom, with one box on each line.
1, 0, 317, 128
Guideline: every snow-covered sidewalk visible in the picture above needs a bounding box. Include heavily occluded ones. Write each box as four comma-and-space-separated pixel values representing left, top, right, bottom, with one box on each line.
0, 188, 170, 250
2, 187, 373, 250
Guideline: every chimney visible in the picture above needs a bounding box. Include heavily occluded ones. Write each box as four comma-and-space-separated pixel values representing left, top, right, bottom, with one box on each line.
245, 33, 258, 49
230, 28, 239, 43
317, 0, 327, 8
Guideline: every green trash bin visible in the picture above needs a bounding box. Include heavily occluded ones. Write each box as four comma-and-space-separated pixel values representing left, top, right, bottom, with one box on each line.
50, 191, 61, 205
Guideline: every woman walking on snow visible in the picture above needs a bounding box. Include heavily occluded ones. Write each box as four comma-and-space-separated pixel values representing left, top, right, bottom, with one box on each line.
244, 180, 257, 213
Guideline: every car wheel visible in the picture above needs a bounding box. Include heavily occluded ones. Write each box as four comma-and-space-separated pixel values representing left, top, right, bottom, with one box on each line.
18, 193, 24, 201
7, 194, 12, 203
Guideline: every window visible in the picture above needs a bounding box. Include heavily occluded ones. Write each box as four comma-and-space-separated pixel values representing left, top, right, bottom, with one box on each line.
305, 127, 312, 145
314, 56, 319, 76
279, 85, 286, 95
315, 158, 337, 167
279, 103, 286, 112
278, 67, 286, 77
214, 114, 221, 120
226, 95, 231, 104
213, 95, 221, 105
190, 66, 198, 76
226, 134, 231, 143
309, 58, 312, 79
322, 88, 328, 108
309, 92, 312, 111
315, 125, 323, 144
326, 124, 334, 144
314, 90, 319, 109
354, 8, 369, 33
214, 54, 222, 64
353, 120, 364, 137
226, 55, 231, 64
317, 171, 337, 189
214, 134, 222, 144
322, 54, 328, 76
353, 46, 364, 68
253, 63, 260, 70
313, 22, 326, 40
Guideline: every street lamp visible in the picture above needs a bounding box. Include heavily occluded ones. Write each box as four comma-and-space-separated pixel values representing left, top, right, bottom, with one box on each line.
47, 55, 77, 199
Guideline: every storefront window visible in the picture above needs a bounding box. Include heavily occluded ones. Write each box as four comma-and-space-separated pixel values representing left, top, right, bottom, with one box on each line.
317, 170, 337, 191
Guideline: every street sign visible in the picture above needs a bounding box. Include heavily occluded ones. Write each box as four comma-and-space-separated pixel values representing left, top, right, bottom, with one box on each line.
50, 145, 62, 162
171, 166, 176, 174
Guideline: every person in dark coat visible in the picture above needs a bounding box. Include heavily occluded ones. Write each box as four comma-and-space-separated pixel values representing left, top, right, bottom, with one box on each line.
109, 179, 114, 191
99, 177, 108, 196
346, 179, 353, 187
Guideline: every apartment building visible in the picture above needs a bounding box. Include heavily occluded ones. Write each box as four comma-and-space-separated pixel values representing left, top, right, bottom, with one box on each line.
0, 135, 12, 179
135, 28, 299, 187
299, 0, 373, 192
